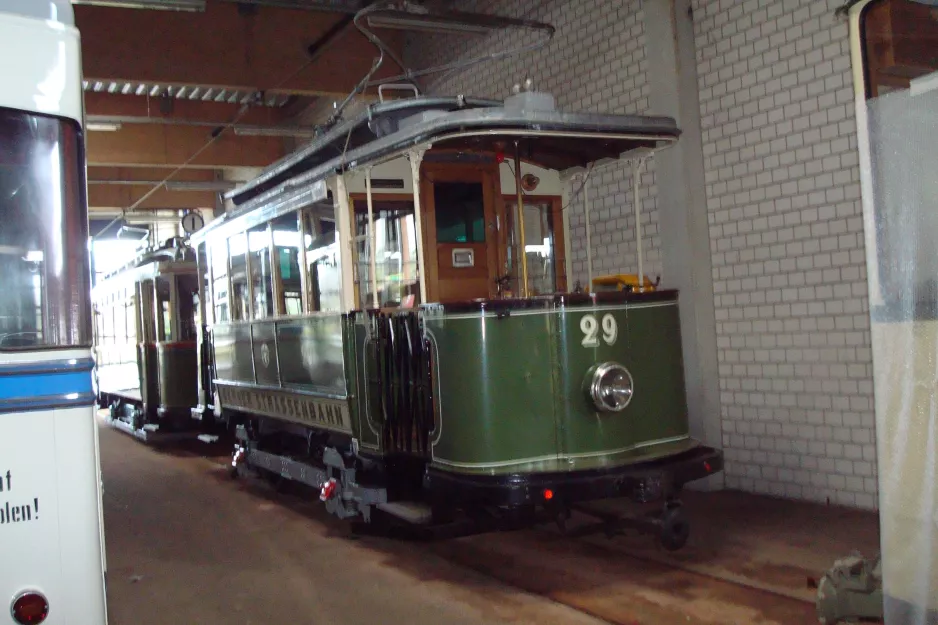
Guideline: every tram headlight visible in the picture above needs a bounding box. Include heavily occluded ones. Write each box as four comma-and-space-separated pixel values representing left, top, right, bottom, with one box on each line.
588, 362, 634, 412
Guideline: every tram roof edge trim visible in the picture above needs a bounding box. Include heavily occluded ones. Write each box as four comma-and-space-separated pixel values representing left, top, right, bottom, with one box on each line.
226, 95, 680, 207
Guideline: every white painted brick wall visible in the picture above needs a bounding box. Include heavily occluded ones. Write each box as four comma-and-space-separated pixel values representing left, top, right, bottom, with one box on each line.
693, 0, 876, 509
405, 0, 878, 509
406, 0, 662, 285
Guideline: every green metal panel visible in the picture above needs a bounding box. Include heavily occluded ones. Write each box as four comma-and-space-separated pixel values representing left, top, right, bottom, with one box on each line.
424, 304, 560, 473
156, 343, 198, 411
213, 323, 254, 383
276, 315, 346, 395
551, 301, 692, 469
424, 295, 695, 476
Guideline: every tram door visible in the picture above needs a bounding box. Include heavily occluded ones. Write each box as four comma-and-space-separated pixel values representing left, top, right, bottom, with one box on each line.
421, 166, 499, 302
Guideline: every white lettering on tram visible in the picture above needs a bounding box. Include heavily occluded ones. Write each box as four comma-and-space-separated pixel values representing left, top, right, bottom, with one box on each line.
0, 470, 41, 525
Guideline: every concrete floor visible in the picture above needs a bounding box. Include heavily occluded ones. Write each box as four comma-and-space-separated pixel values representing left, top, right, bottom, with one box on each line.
100, 419, 881, 625
99, 423, 606, 625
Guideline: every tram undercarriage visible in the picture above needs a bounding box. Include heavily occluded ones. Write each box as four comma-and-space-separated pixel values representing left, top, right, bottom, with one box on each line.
229, 414, 720, 550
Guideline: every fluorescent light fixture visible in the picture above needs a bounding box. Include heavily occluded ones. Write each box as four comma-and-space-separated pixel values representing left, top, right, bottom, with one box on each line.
86, 122, 122, 132
72, 0, 206, 12
366, 11, 497, 36
233, 126, 318, 138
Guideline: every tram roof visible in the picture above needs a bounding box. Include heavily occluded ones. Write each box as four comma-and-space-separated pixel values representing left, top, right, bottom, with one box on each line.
195, 92, 680, 245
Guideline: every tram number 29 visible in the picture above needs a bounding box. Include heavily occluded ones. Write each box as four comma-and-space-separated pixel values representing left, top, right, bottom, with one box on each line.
580, 313, 617, 347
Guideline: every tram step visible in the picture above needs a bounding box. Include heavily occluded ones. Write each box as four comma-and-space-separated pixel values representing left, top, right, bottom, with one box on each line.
377, 501, 433, 525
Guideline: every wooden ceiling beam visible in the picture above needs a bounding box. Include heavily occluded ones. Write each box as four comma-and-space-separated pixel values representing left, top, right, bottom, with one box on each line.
75, 1, 404, 98
86, 123, 285, 168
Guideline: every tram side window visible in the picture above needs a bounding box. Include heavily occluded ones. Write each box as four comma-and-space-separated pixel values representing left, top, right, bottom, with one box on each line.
229, 232, 249, 321
271, 212, 303, 316
353, 199, 420, 308
303, 207, 341, 312
198, 242, 212, 326
506, 200, 558, 296
176, 274, 198, 341
210, 238, 229, 323
248, 224, 273, 320
155, 277, 173, 342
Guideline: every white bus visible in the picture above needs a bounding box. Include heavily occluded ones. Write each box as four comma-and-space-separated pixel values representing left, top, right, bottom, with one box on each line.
0, 1, 108, 623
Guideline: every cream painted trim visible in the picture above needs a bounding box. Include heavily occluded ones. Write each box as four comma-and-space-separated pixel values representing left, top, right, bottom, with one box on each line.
431, 434, 691, 470
424, 300, 677, 322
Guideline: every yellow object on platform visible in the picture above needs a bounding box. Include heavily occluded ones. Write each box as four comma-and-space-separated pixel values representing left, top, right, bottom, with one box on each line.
592, 274, 657, 293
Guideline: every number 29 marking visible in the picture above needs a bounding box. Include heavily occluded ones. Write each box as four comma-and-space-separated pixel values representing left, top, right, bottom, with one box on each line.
580, 313, 617, 347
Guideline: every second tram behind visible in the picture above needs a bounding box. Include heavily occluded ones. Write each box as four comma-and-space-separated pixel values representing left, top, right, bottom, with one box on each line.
93, 237, 202, 440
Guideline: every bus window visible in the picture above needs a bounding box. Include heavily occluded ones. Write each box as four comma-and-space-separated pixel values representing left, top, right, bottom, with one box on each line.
0, 107, 90, 349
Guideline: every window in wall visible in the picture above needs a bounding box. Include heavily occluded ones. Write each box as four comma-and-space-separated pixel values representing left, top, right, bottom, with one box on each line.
248, 224, 273, 320
354, 199, 421, 308
210, 238, 229, 323
155, 276, 173, 342
434, 181, 486, 243
228, 232, 249, 321
271, 212, 303, 316
303, 207, 341, 312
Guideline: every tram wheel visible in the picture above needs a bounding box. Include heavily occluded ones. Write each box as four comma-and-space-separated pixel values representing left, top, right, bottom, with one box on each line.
659, 501, 690, 551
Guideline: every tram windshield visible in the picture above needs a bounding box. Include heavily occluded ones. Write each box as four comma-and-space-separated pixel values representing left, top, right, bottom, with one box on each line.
0, 107, 90, 350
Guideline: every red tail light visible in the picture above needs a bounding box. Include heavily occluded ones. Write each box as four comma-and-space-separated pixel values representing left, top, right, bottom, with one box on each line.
11, 591, 49, 625
320, 478, 337, 502
542, 489, 554, 501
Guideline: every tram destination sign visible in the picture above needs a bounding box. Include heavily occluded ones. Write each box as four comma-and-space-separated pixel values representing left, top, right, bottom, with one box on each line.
217, 384, 351, 433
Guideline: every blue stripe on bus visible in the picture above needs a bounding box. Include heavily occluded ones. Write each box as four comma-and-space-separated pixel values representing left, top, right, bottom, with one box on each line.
0, 357, 95, 377
0, 359, 95, 413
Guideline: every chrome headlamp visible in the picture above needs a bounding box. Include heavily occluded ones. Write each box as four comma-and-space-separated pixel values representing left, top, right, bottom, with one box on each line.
588, 362, 634, 412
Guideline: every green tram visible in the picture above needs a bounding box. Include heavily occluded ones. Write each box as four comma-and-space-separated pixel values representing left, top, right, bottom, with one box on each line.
191, 88, 723, 547
93, 237, 201, 441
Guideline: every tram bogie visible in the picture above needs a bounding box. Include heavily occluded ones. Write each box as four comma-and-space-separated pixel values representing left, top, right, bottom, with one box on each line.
195, 85, 723, 547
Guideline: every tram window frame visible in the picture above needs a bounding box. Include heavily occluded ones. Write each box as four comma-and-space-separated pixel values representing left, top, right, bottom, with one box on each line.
228, 231, 250, 321
176, 273, 199, 342
352, 197, 421, 309
197, 241, 213, 326
210, 238, 230, 324
271, 211, 304, 317
302, 207, 342, 313
248, 223, 274, 321
155, 276, 175, 342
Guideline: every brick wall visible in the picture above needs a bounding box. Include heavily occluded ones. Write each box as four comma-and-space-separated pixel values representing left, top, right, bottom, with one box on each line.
405, 0, 878, 509
692, 0, 876, 509
406, 0, 662, 285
